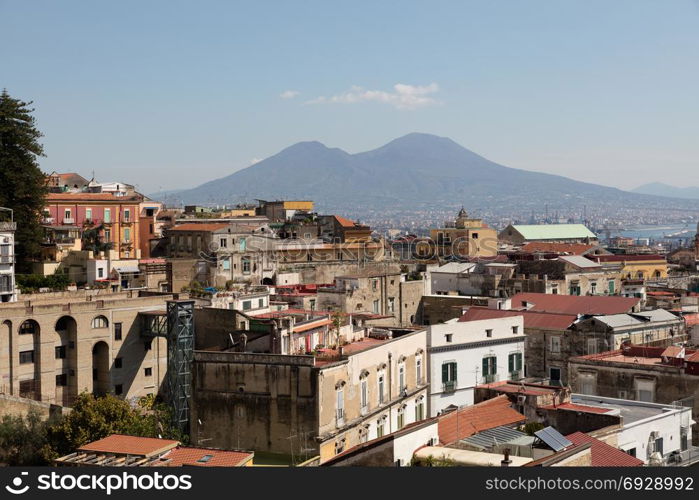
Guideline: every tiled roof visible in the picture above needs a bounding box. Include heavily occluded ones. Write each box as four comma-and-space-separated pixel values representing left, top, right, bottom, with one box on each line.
565, 432, 643, 467
459, 307, 576, 331
520, 242, 596, 255
78, 435, 179, 457
160, 447, 253, 467
661, 345, 684, 358
334, 215, 358, 228
47, 192, 143, 202
167, 223, 230, 232
437, 395, 525, 445
510, 293, 639, 315
559, 255, 602, 269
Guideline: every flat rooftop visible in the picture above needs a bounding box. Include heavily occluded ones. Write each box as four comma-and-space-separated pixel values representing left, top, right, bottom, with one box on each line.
572, 394, 679, 425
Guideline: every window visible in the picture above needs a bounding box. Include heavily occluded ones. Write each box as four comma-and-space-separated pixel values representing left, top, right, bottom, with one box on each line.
114, 384, 123, 395
360, 377, 368, 413
92, 316, 109, 328
336, 387, 345, 425
416, 356, 423, 385
124, 228, 131, 242
104, 229, 111, 241
445, 333, 453, 343
242, 300, 252, 311
309, 299, 316, 310
550, 335, 561, 353
144, 367, 152, 377
608, 280, 615, 294
56, 373, 68, 386
482, 356, 497, 382
590, 281, 597, 295
634, 378, 654, 402
371, 279, 378, 290
398, 363, 406, 392
625, 448, 637, 458
579, 372, 596, 395
242, 257, 251, 274
586, 338, 597, 354
378, 373, 385, 404
472, 232, 479, 239
442, 361, 457, 391
85, 208, 92, 221
19, 350, 34, 364
508, 352, 523, 378
485, 329, 493, 338
114, 322, 122, 341
104, 208, 111, 223
569, 282, 581, 296
64, 208, 71, 220
388, 297, 395, 313
415, 397, 425, 421
219, 238, 227, 248
372, 299, 380, 314
123, 209, 130, 222
55, 345, 67, 359
549, 367, 561, 384
114, 357, 123, 369
98, 267, 104, 278
258, 298, 265, 308
377, 417, 386, 437
397, 406, 405, 429
144, 340, 152, 351
334, 438, 345, 455
19, 320, 38, 335
512, 325, 519, 335
222, 257, 230, 270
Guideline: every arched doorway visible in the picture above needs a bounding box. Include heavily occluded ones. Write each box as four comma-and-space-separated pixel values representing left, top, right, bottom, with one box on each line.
17, 319, 41, 400
55, 316, 78, 405
91, 341, 110, 397
262, 277, 274, 286
1, 320, 12, 395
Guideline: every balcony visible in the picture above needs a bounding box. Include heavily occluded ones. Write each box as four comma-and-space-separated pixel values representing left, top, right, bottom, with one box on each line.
62, 218, 75, 225
483, 373, 497, 384
442, 380, 457, 392
509, 370, 522, 381
41, 217, 54, 225
0, 255, 15, 264
0, 221, 17, 231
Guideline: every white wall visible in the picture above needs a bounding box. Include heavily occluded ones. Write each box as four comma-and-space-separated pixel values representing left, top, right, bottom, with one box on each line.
427, 315, 525, 416
393, 420, 439, 466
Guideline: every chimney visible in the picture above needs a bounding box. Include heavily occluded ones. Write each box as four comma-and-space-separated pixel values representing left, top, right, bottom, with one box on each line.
501, 448, 512, 467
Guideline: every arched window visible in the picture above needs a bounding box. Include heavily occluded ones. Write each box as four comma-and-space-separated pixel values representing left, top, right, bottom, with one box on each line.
19, 319, 39, 335
91, 315, 109, 328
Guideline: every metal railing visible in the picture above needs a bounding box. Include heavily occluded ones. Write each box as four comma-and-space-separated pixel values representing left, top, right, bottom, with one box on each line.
443, 380, 457, 392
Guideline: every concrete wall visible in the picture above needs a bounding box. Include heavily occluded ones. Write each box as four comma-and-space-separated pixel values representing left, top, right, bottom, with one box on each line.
0, 393, 69, 419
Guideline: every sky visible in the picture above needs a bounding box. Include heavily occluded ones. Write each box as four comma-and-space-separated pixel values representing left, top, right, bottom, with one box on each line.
2, 0, 698, 194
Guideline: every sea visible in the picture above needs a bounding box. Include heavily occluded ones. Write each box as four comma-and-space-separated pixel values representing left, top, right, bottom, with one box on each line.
619, 224, 697, 240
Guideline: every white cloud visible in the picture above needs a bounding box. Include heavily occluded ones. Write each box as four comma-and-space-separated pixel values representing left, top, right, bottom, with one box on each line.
306, 83, 440, 110
280, 90, 300, 99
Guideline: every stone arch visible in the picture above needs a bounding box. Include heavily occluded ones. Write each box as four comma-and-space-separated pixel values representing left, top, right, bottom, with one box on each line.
91, 341, 110, 397
1, 320, 12, 394
54, 316, 78, 405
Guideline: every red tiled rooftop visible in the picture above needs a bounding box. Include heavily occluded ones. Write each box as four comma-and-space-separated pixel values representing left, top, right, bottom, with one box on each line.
334, 215, 359, 228
459, 307, 576, 331
160, 447, 253, 467
78, 435, 179, 457
510, 293, 639, 315
566, 432, 643, 467
437, 395, 525, 444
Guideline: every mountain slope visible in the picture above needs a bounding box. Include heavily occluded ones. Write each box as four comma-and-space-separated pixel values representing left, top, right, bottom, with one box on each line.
632, 182, 699, 200
148, 133, 696, 211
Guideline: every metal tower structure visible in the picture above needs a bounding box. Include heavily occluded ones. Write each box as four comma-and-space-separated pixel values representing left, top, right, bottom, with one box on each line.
140, 299, 195, 434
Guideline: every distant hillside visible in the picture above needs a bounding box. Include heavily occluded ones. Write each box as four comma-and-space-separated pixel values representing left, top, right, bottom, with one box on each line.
148, 133, 698, 213
631, 182, 699, 200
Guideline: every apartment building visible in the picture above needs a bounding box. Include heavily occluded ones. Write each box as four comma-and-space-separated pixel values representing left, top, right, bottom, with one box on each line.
0, 290, 173, 406
0, 211, 17, 303
190, 328, 428, 464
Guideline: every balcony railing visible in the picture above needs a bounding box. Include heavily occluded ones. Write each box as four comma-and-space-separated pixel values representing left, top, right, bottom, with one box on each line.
62, 218, 75, 225
483, 373, 497, 384
0, 255, 14, 264
443, 380, 457, 392
0, 222, 17, 231
509, 370, 522, 381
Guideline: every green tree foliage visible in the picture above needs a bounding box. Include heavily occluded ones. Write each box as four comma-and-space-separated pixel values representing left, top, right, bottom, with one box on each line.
0, 90, 48, 271
81, 222, 114, 254
15, 272, 71, 292
0, 409, 54, 465
43, 392, 185, 460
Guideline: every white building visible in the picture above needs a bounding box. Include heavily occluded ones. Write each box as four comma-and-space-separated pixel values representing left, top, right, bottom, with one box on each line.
572, 394, 694, 465
427, 314, 525, 416
429, 262, 477, 295
0, 210, 17, 303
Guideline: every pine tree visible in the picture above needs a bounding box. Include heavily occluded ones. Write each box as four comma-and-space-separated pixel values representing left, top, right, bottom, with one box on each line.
0, 89, 48, 271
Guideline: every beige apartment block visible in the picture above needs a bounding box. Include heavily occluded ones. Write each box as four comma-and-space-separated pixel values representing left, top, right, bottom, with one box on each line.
0, 290, 173, 406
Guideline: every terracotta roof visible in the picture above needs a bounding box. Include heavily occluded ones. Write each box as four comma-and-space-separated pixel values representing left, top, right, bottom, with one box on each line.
661, 345, 684, 358
510, 293, 639, 315
686, 351, 699, 363
160, 447, 253, 467
459, 307, 576, 331
47, 192, 142, 202
78, 435, 179, 457
520, 242, 596, 255
293, 319, 333, 333
437, 395, 525, 445
566, 432, 643, 466
167, 223, 230, 232
334, 215, 358, 228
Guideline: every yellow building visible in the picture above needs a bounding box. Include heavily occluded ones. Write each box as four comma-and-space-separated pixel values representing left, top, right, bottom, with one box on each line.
591, 254, 668, 280
427, 208, 498, 258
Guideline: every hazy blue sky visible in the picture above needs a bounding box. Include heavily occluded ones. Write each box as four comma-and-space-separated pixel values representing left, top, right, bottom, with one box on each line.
2, 0, 698, 194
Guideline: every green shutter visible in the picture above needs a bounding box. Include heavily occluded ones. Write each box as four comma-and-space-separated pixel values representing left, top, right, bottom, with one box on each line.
508, 354, 514, 372
492, 357, 497, 374
517, 353, 523, 370
482, 357, 488, 376
451, 362, 457, 381
442, 363, 449, 383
